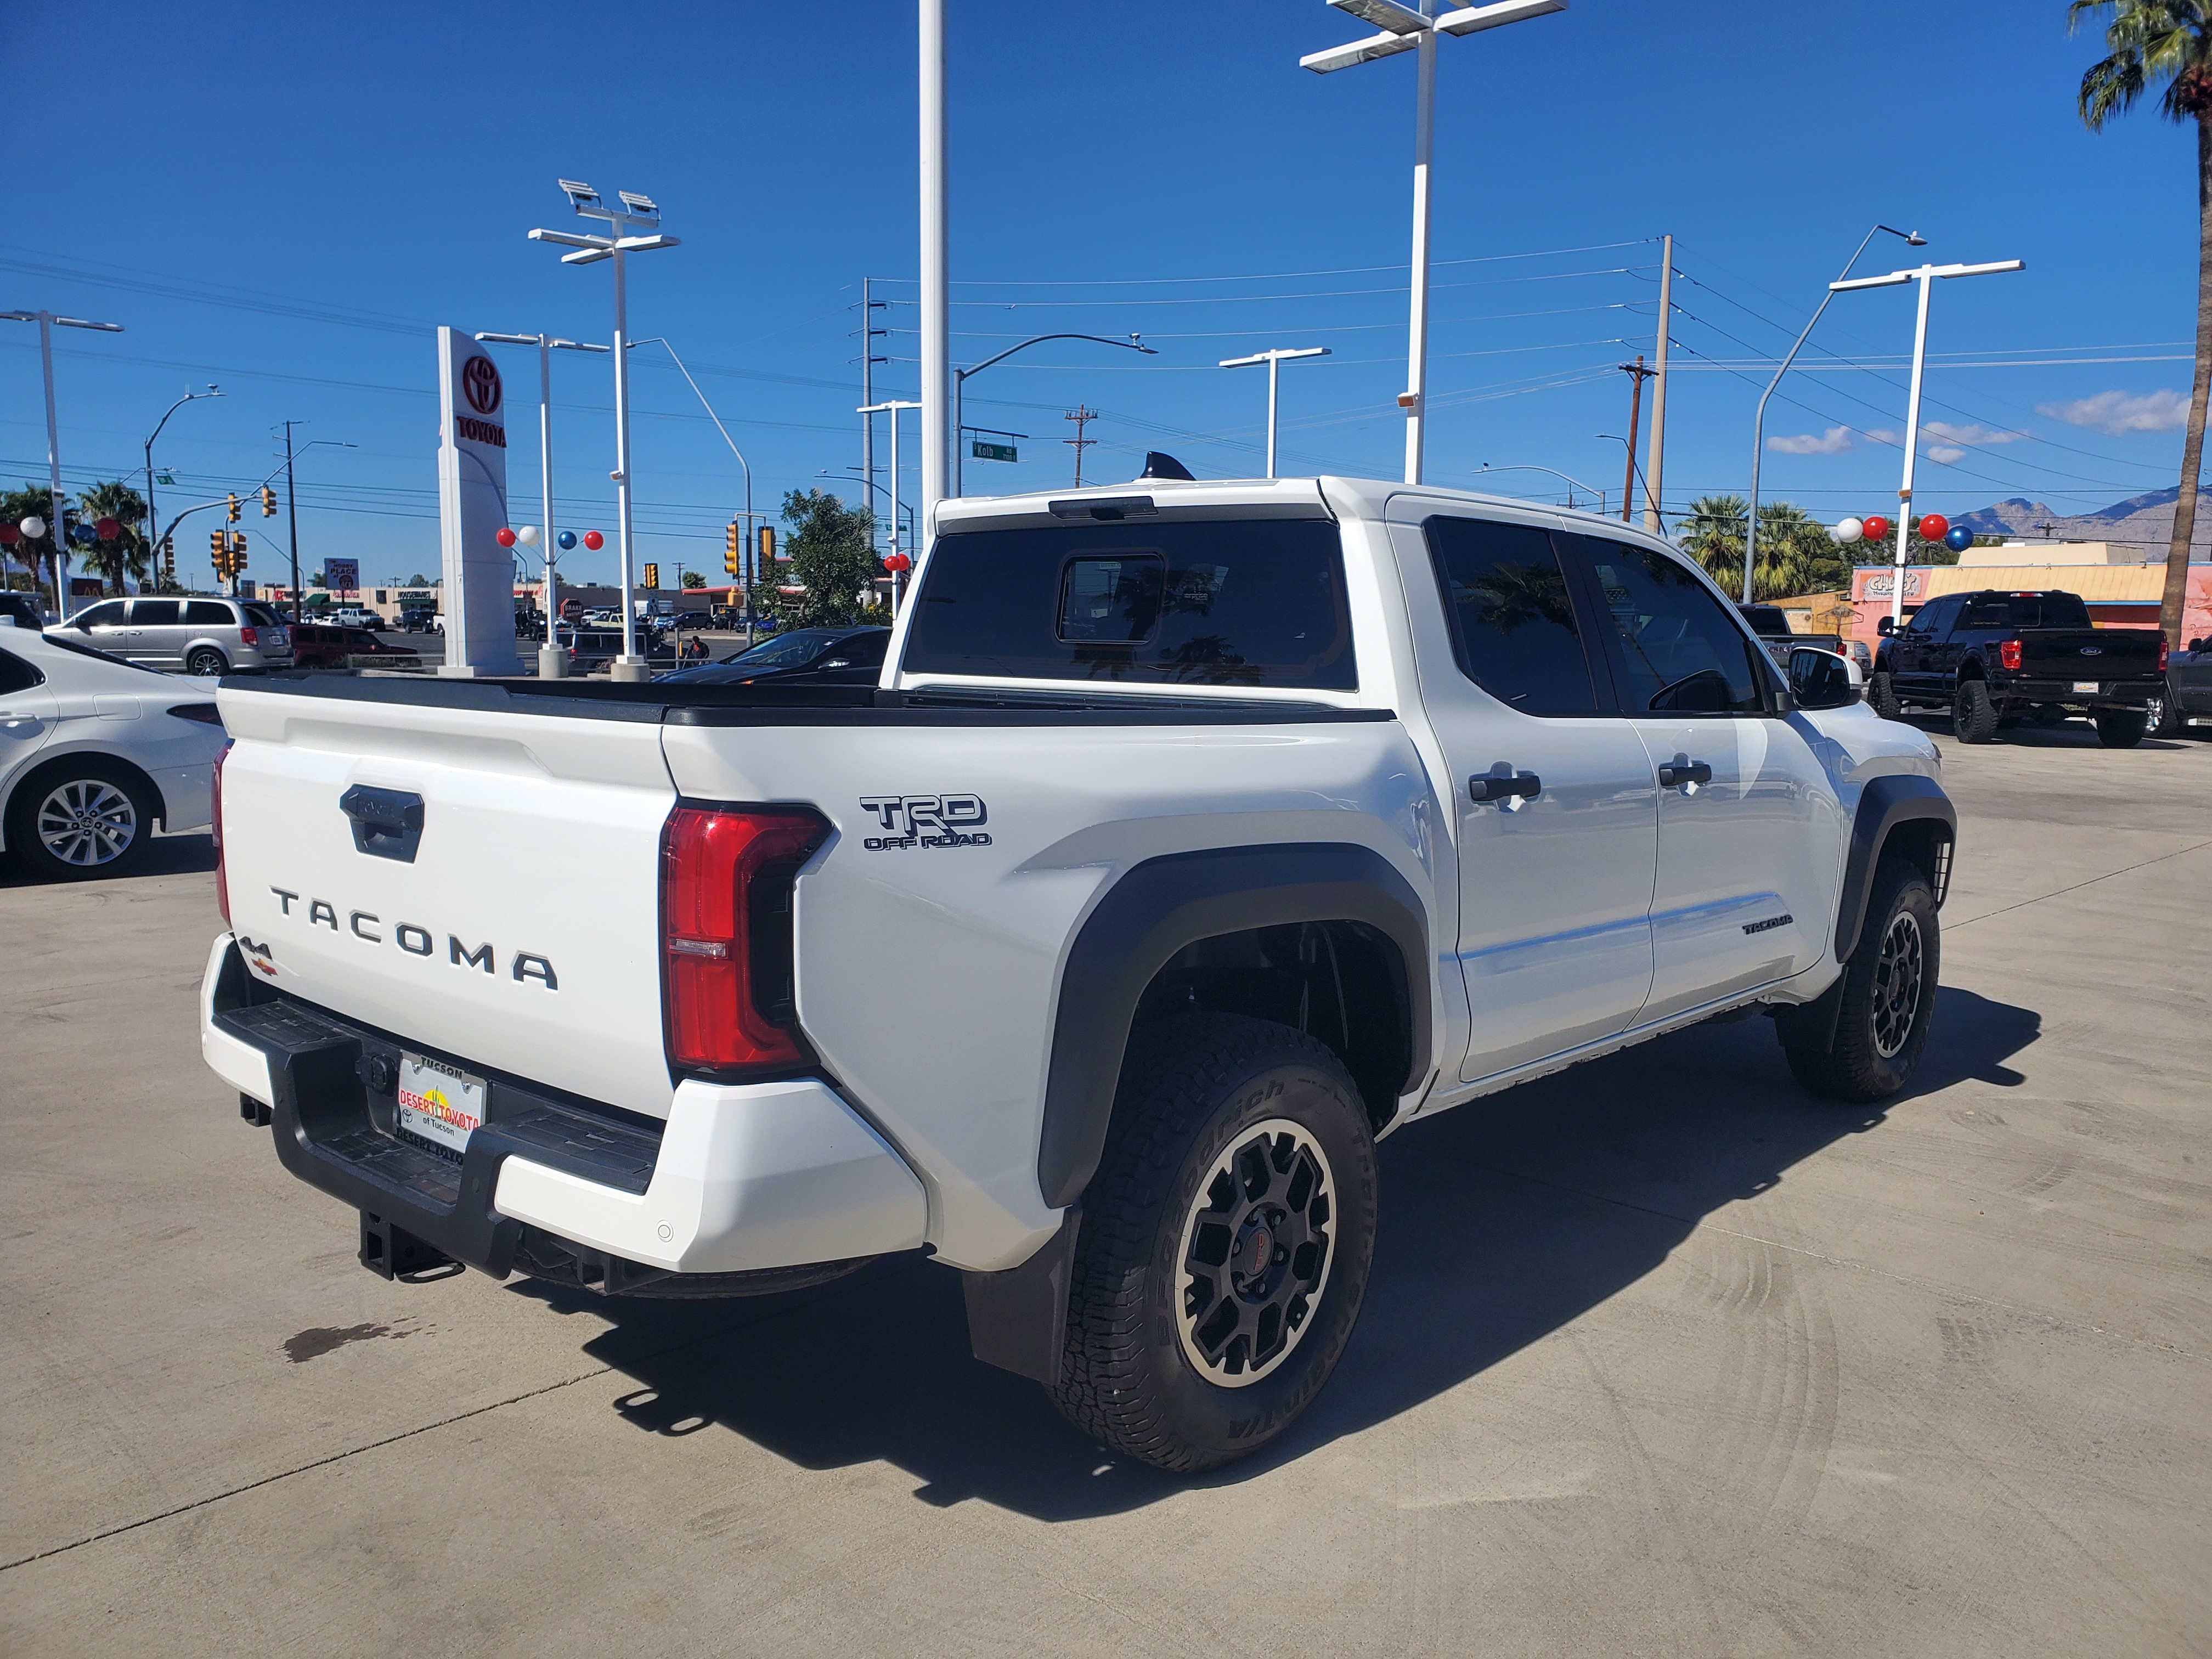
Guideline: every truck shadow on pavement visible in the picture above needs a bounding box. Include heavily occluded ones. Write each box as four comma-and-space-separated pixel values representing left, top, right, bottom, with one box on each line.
509, 984, 2039, 1520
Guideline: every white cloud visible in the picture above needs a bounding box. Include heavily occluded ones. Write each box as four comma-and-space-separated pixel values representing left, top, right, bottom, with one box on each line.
1923, 420, 2027, 446
1865, 428, 1900, 446
1927, 445, 1967, 465
2037, 388, 2190, 435
1767, 425, 1855, 455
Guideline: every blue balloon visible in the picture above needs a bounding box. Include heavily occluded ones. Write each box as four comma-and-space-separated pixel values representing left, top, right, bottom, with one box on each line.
556, 529, 578, 551
69, 522, 95, 544
1944, 523, 1974, 553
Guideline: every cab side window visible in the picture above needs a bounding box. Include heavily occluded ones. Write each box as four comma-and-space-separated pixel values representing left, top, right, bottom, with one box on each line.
1583, 540, 1765, 714
1422, 515, 1597, 714
1905, 598, 1949, 636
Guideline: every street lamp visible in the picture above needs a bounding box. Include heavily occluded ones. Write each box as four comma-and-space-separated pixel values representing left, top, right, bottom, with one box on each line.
1475, 462, 1605, 515
3, 308, 125, 618
476, 331, 610, 676
860, 400, 923, 620
1220, 347, 1331, 478
1594, 434, 1650, 522
1830, 256, 2026, 627
529, 180, 680, 679
627, 336, 763, 633
952, 334, 1155, 496
1299, 0, 1566, 485
1741, 224, 1923, 602
144, 385, 221, 593
274, 432, 356, 620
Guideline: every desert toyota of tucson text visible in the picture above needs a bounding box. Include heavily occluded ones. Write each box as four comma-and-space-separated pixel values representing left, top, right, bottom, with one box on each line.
199, 469, 1955, 1471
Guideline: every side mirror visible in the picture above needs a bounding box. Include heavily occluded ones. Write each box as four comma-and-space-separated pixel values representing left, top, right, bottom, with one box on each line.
1790, 647, 1862, 711
1876, 615, 1897, 636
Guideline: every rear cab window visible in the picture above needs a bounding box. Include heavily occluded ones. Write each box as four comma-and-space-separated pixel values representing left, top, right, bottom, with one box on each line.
904, 517, 1355, 690
1422, 515, 1596, 714
1959, 592, 2092, 630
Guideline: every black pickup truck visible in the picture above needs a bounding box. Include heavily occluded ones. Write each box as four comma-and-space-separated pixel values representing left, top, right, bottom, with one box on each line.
1870, 589, 2166, 747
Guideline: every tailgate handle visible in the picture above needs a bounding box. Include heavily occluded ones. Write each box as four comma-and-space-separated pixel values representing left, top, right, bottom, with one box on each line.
339, 785, 425, 864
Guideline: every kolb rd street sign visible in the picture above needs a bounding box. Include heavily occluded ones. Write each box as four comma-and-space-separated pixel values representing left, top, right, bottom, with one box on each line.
970, 438, 1017, 464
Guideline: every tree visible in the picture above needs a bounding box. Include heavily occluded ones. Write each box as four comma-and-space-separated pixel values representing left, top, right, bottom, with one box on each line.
2072, 0, 2212, 645
1675, 495, 1853, 600
74, 480, 151, 596
1, 483, 65, 601
678, 568, 707, 590
778, 488, 881, 627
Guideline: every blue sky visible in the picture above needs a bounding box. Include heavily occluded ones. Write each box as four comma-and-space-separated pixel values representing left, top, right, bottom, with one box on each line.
3, 0, 2198, 592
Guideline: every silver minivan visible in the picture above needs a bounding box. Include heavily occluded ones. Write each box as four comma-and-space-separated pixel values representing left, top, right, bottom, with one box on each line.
49, 596, 294, 675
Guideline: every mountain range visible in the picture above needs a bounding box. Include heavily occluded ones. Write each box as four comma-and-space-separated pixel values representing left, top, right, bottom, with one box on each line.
1953, 486, 2211, 556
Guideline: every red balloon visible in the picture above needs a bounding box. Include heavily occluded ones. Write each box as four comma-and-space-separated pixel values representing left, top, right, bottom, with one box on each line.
1862, 515, 1892, 543
0, 522, 17, 545
582, 530, 603, 551
883, 552, 911, 572
1917, 514, 1949, 543
95, 517, 121, 540
495, 526, 517, 548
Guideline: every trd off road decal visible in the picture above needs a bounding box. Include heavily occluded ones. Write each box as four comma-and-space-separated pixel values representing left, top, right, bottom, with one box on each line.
858, 793, 991, 851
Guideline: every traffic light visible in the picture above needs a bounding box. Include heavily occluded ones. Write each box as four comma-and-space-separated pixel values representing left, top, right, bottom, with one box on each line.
230, 532, 249, 572
758, 525, 777, 565
210, 529, 227, 575
227, 492, 241, 523
161, 537, 175, 585
260, 486, 276, 518
724, 521, 741, 575
643, 562, 659, 590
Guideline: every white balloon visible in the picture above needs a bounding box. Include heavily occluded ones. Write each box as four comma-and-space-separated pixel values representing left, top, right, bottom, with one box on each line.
516, 525, 541, 546
1830, 516, 1864, 545
19, 515, 45, 539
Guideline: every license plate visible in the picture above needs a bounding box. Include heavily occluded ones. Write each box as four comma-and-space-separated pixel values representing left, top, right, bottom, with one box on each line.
2072, 680, 2100, 694
396, 1054, 487, 1153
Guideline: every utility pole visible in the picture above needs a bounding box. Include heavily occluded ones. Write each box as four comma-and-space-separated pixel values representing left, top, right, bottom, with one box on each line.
860, 277, 887, 554
1642, 234, 1672, 535
1617, 354, 1651, 522
1064, 405, 1098, 487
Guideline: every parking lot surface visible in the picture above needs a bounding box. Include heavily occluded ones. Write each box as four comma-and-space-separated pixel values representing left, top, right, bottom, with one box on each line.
3, 718, 2207, 1657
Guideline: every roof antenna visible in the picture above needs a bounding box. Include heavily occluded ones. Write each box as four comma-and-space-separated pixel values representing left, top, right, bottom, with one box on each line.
1138, 451, 1195, 481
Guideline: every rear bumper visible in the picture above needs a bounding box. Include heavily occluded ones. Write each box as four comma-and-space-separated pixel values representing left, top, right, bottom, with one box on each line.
1996, 676, 2156, 706
198, 934, 928, 1279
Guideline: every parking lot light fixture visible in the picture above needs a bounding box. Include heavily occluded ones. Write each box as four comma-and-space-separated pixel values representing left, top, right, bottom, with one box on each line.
4, 309, 125, 618
528, 180, 680, 678
475, 332, 610, 676
1219, 347, 1331, 478
1741, 224, 1923, 604
1299, 0, 1566, 485
144, 385, 221, 596
1829, 257, 2025, 627
861, 400, 924, 620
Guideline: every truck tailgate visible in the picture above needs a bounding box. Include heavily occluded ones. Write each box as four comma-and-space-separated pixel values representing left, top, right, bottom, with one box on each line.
2022, 629, 2162, 676
216, 684, 679, 1118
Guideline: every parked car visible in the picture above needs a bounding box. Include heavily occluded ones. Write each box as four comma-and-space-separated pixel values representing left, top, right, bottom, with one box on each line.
1736, 603, 1866, 673
656, 625, 890, 687
551, 624, 677, 674
0, 618, 228, 878
1870, 589, 2166, 746
288, 624, 421, 671
200, 473, 1954, 1472
399, 607, 438, 634
47, 596, 293, 676
323, 607, 379, 630
2149, 633, 2212, 737
670, 610, 712, 631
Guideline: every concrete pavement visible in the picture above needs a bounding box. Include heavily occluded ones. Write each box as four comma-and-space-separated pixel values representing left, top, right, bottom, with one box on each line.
2, 716, 2207, 1656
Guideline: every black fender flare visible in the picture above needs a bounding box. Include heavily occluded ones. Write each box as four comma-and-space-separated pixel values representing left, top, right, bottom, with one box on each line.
1833, 772, 1955, 963
1035, 842, 1430, 1211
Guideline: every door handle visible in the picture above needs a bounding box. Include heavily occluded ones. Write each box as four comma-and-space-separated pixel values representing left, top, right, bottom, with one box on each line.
1656, 760, 1713, 789
1469, 772, 1542, 803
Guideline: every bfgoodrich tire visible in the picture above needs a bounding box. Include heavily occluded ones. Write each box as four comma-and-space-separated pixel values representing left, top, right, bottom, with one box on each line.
1784, 855, 1938, 1103
1953, 679, 1999, 743
2095, 705, 2148, 748
1049, 1013, 1378, 1473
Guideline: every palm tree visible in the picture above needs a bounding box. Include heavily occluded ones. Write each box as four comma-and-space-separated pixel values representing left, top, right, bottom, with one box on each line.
74, 481, 150, 596
2073, 0, 2212, 645
1676, 494, 1747, 590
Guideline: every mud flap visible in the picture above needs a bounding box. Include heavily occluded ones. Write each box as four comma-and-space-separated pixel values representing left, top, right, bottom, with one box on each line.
961, 1206, 1081, 1383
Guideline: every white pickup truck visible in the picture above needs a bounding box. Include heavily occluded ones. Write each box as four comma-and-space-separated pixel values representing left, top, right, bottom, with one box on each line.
200, 473, 1955, 1470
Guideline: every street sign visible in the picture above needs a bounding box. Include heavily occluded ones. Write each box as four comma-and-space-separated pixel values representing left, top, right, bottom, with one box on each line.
970, 438, 1017, 464
155, 471, 174, 486
326, 557, 359, 595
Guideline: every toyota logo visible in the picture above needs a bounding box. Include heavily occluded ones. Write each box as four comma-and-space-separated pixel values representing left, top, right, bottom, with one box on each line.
461, 356, 503, 416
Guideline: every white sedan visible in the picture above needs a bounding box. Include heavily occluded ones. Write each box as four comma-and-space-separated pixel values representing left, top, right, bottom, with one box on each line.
0, 618, 229, 879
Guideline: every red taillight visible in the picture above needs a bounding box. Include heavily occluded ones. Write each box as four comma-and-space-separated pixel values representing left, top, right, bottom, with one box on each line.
2159, 640, 2170, 674
238, 625, 258, 647
212, 742, 232, 924
1999, 638, 2022, 671
662, 805, 830, 1075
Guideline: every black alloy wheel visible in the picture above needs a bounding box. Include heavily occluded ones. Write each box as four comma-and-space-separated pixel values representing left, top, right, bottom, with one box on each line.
1953, 679, 1999, 744
1783, 854, 1939, 1103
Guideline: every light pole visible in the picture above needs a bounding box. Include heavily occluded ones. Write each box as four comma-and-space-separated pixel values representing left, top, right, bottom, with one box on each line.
1595, 433, 1650, 524
1219, 347, 1331, 477
1299, 0, 1566, 485
627, 336, 763, 629
861, 400, 923, 620
275, 430, 356, 621
1830, 257, 2025, 627
529, 180, 680, 679
1475, 462, 1605, 515
3, 309, 125, 619
920, 0, 950, 538
1741, 224, 1924, 602
952, 333, 1155, 496
143, 385, 221, 594
477, 331, 610, 675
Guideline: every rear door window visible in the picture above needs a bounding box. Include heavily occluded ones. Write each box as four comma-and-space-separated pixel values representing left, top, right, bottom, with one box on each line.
129, 600, 182, 625
184, 600, 234, 625
905, 517, 1355, 690
1422, 515, 1597, 714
